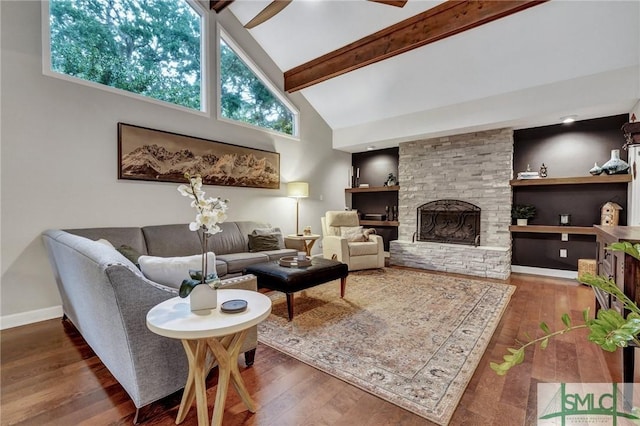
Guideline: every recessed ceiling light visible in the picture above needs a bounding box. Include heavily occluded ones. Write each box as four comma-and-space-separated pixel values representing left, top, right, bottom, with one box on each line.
561, 115, 577, 124
366, 145, 375, 151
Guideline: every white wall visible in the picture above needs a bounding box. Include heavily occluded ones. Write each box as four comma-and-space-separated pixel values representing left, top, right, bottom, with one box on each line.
0, 1, 350, 327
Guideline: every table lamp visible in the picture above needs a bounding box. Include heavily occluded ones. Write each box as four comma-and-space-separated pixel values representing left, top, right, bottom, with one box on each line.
287, 182, 309, 235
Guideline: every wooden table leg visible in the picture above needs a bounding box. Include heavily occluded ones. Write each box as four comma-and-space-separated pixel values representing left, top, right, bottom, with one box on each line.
207, 329, 253, 426
305, 239, 316, 256
340, 276, 346, 298
177, 340, 210, 426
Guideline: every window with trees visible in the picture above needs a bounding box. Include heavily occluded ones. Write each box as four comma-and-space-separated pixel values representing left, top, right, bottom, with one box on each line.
47, 0, 205, 111
219, 30, 298, 137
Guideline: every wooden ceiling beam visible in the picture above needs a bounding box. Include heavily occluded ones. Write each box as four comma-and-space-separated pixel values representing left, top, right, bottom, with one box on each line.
284, 0, 548, 93
210, 0, 235, 13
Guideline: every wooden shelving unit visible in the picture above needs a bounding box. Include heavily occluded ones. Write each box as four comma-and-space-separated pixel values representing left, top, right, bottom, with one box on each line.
510, 174, 631, 187
345, 185, 399, 193
509, 225, 596, 235
360, 220, 399, 227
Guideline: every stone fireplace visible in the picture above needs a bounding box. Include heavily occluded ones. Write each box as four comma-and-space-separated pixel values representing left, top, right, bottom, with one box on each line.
416, 199, 481, 246
390, 128, 513, 279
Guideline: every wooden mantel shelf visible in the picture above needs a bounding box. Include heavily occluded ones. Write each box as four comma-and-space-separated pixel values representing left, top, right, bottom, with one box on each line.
509, 225, 596, 235
510, 175, 631, 186
345, 185, 399, 193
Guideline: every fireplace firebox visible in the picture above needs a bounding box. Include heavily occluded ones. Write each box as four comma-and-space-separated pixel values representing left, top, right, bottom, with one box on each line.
416, 200, 480, 246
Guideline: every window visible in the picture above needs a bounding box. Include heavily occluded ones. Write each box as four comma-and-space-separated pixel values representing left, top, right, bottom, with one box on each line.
218, 29, 298, 137
47, 0, 205, 111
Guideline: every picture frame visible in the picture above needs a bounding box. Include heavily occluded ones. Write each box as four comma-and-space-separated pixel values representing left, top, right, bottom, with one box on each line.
117, 123, 280, 189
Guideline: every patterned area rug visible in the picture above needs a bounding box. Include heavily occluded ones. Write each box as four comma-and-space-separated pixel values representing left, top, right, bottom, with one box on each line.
257, 268, 515, 425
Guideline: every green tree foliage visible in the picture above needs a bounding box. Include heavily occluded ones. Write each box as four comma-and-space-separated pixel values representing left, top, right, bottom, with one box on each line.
219, 39, 294, 135
49, 0, 201, 110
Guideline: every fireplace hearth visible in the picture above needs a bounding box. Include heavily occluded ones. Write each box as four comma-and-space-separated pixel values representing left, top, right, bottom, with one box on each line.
416, 200, 480, 246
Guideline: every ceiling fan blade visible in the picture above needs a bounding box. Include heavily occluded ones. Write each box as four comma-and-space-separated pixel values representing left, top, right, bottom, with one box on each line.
244, 0, 293, 29
368, 0, 408, 7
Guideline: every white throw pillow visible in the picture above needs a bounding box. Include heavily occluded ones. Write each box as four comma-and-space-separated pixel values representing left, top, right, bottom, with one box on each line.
138, 252, 216, 289
340, 226, 365, 242
95, 238, 115, 249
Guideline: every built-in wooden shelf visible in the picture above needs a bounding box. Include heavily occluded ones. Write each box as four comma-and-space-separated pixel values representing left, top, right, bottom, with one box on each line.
359, 220, 399, 227
509, 225, 597, 235
345, 185, 399, 193
510, 174, 631, 187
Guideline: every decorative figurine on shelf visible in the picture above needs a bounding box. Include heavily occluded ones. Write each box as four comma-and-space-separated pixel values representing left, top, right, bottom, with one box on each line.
539, 163, 548, 178
385, 205, 390, 221
392, 205, 398, 221
384, 173, 397, 187
601, 202, 622, 226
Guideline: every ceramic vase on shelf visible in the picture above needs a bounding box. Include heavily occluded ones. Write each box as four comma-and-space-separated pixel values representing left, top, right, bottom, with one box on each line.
516, 219, 528, 226
601, 149, 629, 175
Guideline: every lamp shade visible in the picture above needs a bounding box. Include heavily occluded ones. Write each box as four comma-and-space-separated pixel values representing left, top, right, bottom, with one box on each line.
287, 182, 309, 198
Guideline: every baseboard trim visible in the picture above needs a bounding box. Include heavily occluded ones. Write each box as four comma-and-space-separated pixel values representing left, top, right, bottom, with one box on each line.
1, 305, 63, 330
511, 265, 578, 280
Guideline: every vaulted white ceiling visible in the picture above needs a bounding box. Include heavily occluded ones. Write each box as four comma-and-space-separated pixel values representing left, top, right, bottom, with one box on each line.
227, 1, 640, 152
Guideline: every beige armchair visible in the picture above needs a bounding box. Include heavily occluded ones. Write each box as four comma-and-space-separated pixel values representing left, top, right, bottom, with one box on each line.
321, 211, 385, 271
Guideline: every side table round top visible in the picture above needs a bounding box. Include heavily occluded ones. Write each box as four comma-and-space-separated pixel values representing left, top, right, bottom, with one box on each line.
286, 234, 320, 240
146, 289, 272, 340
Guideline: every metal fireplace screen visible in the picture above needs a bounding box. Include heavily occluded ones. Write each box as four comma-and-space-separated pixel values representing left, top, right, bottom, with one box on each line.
417, 200, 480, 246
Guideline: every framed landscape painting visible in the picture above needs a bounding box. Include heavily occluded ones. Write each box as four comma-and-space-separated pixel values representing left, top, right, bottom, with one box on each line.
118, 123, 280, 189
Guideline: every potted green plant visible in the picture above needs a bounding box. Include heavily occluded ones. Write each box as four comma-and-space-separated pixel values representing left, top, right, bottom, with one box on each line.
511, 204, 536, 226
491, 242, 640, 376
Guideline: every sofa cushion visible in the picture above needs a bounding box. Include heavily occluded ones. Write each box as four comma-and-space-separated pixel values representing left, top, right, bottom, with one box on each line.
141, 224, 203, 257
138, 252, 216, 289
216, 252, 270, 274
248, 234, 280, 252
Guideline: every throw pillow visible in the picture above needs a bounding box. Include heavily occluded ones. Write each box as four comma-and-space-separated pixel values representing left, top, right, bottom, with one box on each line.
95, 238, 115, 249
340, 226, 377, 242
252, 227, 284, 248
116, 245, 143, 268
138, 252, 216, 289
341, 226, 366, 242
248, 234, 280, 252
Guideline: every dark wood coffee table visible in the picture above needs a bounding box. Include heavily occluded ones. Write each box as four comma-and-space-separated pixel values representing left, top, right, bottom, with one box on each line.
244, 257, 348, 321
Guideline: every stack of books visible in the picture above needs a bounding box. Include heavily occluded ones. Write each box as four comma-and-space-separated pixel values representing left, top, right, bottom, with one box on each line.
517, 171, 540, 179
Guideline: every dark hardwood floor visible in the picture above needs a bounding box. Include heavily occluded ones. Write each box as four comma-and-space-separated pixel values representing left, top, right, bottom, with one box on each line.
1, 272, 622, 425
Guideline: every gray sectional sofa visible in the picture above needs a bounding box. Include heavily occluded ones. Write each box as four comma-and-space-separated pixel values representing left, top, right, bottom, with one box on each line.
42, 221, 296, 421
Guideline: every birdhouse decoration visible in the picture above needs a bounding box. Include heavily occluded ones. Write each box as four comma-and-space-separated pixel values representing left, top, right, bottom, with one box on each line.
600, 202, 623, 226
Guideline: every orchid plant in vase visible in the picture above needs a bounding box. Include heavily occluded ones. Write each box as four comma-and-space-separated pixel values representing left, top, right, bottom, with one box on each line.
177, 173, 228, 299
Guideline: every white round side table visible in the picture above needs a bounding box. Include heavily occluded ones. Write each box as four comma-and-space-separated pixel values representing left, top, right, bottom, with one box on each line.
146, 289, 271, 426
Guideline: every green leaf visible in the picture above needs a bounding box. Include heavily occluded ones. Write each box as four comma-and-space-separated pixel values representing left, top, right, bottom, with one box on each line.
583, 308, 590, 322
541, 338, 549, 349
179, 279, 201, 298
540, 322, 550, 334
562, 313, 571, 328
